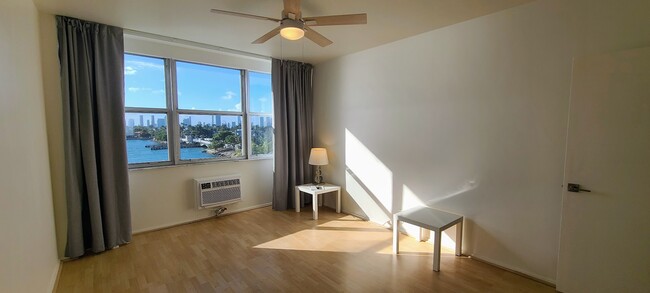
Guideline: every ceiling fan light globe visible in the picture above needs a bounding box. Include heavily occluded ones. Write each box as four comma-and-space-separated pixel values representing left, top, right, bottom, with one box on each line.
280, 27, 305, 40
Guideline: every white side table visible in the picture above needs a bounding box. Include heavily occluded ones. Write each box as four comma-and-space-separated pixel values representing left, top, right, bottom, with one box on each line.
295, 183, 341, 220
393, 206, 463, 272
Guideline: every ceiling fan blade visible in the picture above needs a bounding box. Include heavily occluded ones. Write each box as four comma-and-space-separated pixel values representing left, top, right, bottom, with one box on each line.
283, 0, 302, 19
304, 26, 333, 47
252, 26, 282, 44
210, 9, 281, 23
303, 13, 367, 26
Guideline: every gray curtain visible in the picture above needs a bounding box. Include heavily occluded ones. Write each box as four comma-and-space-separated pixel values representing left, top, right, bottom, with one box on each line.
57, 16, 131, 258
272, 59, 314, 211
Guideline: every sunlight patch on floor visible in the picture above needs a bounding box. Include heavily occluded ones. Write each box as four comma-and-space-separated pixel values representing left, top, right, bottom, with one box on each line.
254, 228, 392, 253
254, 215, 456, 255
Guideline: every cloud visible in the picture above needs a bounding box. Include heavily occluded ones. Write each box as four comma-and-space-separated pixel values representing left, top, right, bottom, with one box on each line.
221, 91, 237, 100
124, 60, 164, 76
125, 60, 164, 70
127, 87, 164, 95
124, 66, 137, 75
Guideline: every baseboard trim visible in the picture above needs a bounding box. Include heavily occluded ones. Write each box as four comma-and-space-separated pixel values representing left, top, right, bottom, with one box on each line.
469, 255, 556, 288
50, 260, 62, 293
133, 202, 272, 235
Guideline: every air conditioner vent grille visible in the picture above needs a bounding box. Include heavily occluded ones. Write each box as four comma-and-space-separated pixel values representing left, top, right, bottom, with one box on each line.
202, 186, 241, 206
194, 175, 242, 209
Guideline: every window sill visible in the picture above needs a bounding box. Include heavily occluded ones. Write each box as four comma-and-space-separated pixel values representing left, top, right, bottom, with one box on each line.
128, 156, 272, 171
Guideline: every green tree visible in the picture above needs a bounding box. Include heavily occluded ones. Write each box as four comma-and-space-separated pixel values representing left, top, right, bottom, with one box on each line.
133, 126, 152, 139
153, 127, 167, 142
225, 134, 240, 145
251, 125, 273, 155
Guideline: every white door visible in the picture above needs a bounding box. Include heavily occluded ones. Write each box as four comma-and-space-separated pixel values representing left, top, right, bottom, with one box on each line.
556, 47, 650, 292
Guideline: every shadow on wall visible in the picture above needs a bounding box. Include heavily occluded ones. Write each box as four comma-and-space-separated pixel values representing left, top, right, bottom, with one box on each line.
343, 128, 480, 250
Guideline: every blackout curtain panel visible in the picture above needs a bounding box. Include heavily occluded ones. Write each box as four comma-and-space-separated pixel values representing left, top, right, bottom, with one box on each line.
272, 59, 314, 210
57, 16, 132, 258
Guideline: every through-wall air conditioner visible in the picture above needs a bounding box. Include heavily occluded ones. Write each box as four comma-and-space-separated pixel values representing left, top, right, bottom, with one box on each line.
194, 175, 241, 209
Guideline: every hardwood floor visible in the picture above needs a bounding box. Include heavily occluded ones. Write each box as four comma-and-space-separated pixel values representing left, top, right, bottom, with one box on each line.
56, 207, 554, 292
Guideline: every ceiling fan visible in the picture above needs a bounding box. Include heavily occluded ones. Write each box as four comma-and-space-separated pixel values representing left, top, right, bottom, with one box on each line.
210, 0, 367, 47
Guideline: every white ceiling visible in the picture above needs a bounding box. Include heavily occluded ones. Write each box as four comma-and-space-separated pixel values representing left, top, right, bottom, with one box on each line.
34, 0, 533, 64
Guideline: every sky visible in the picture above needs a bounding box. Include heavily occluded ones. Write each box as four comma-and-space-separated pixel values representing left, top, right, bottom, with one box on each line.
124, 54, 272, 116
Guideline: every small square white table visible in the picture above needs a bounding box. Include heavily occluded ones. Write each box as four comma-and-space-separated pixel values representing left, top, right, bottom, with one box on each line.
294, 183, 341, 220
393, 206, 463, 271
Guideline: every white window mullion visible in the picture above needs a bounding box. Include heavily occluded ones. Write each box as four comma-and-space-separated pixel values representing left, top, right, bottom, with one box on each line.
169, 59, 181, 165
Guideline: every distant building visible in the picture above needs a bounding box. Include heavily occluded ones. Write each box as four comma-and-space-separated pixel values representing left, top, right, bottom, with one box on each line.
266, 116, 272, 127
139, 115, 143, 126
258, 116, 264, 126
128, 119, 135, 128
214, 115, 221, 126
157, 118, 166, 128
182, 116, 192, 126
150, 115, 155, 127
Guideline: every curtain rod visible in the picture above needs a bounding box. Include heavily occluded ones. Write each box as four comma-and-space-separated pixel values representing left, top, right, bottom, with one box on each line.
123, 28, 271, 61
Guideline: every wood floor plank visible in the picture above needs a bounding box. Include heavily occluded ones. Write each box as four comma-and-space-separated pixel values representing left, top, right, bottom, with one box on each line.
55, 207, 554, 292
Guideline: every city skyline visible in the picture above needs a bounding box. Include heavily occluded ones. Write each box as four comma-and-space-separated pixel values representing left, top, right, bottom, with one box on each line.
124, 113, 270, 128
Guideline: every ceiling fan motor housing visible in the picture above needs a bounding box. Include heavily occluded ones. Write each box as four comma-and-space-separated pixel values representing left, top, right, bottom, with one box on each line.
281, 18, 305, 30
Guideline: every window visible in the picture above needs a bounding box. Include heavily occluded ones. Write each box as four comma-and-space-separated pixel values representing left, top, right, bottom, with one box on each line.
124, 54, 170, 165
124, 53, 273, 168
248, 71, 273, 157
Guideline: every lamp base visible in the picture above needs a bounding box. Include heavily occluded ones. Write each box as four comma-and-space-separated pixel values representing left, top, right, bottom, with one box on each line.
314, 166, 324, 185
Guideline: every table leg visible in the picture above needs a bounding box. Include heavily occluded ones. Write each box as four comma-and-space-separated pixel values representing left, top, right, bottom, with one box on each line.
295, 187, 300, 213
393, 214, 399, 254
312, 193, 318, 220
433, 229, 441, 272
455, 220, 463, 256
336, 189, 341, 213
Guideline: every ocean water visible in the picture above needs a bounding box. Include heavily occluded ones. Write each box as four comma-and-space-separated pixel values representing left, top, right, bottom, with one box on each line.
126, 139, 214, 164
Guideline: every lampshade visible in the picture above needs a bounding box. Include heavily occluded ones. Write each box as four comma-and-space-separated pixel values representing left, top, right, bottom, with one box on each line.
308, 148, 329, 166
280, 27, 305, 40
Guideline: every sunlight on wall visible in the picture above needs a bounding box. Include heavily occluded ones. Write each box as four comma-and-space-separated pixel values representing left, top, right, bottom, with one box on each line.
424, 179, 478, 206
344, 129, 393, 223
401, 185, 425, 210
400, 185, 426, 240
345, 170, 392, 226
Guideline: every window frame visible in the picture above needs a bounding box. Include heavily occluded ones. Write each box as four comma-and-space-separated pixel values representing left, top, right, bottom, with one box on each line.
124, 55, 174, 168
124, 53, 272, 169
246, 70, 274, 160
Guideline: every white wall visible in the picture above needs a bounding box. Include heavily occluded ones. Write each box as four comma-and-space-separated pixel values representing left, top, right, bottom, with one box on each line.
0, 0, 60, 292
313, 0, 650, 283
129, 160, 272, 232
38, 11, 68, 260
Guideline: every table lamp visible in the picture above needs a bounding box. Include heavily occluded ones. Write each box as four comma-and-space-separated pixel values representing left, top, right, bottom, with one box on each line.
309, 148, 329, 185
